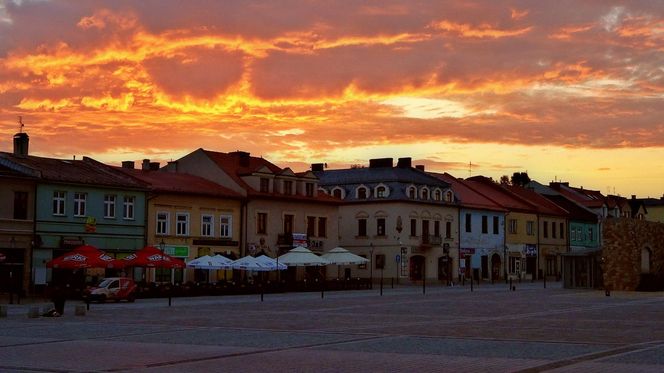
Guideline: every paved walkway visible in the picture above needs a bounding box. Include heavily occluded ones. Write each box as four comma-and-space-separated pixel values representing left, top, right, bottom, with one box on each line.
1, 282, 664, 372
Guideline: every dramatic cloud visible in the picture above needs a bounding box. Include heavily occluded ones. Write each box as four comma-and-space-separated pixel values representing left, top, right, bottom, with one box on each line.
0, 1, 663, 196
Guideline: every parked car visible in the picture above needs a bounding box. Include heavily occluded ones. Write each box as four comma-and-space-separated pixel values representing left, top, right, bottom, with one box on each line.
83, 277, 137, 303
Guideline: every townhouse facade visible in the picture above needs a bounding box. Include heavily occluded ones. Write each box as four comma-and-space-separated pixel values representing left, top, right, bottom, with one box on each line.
432, 173, 506, 282
314, 158, 458, 283
117, 160, 244, 284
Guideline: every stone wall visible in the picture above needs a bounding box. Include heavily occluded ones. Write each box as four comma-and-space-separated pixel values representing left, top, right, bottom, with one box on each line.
602, 218, 664, 291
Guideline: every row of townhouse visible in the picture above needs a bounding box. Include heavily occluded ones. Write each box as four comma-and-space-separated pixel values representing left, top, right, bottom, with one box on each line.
2, 131, 648, 296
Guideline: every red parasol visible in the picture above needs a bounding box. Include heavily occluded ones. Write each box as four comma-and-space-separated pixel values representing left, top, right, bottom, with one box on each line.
121, 246, 185, 269
46, 245, 125, 269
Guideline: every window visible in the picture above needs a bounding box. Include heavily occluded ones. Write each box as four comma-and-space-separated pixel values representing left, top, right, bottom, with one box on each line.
508, 219, 517, 234
305, 183, 314, 197
260, 178, 270, 193
408, 187, 416, 199
434, 189, 442, 201
445, 191, 453, 203
422, 220, 430, 240
465, 213, 472, 233
358, 218, 367, 237
257, 212, 267, 234
283, 180, 293, 195
357, 187, 367, 199
526, 221, 535, 236
376, 186, 387, 198
13, 191, 28, 220
481, 215, 488, 234
123, 196, 135, 220
588, 227, 594, 242
318, 217, 327, 237
421, 188, 429, 200
307, 216, 316, 237
156, 212, 169, 235
377, 218, 386, 236
201, 215, 214, 237
283, 214, 294, 234
220, 215, 232, 238
543, 221, 548, 238
410, 218, 417, 236
333, 188, 343, 199
176, 213, 189, 236
560, 222, 564, 239
552, 222, 557, 238
103, 195, 116, 218
73, 192, 86, 217
493, 216, 499, 235
434, 220, 440, 237
445, 221, 452, 239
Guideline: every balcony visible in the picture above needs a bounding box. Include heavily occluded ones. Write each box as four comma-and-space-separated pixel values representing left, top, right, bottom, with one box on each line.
421, 235, 442, 247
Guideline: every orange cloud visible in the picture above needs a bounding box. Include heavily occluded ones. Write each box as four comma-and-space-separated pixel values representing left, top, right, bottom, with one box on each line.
430, 20, 532, 38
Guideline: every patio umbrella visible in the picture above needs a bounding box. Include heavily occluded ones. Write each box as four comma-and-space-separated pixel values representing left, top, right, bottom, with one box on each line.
121, 246, 185, 269
321, 247, 369, 266
231, 255, 273, 271
277, 246, 330, 267
255, 255, 287, 270
47, 245, 125, 269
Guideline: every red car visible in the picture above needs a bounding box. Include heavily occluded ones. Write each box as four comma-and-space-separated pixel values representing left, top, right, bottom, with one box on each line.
83, 277, 137, 302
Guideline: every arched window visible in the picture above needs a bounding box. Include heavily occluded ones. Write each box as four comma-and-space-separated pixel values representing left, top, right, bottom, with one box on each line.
434, 189, 442, 201
357, 186, 368, 199
421, 187, 429, 200
445, 191, 453, 203
376, 186, 386, 198
408, 186, 417, 199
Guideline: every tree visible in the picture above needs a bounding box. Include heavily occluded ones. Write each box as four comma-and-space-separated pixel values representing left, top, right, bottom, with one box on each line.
511, 172, 531, 186
499, 175, 510, 185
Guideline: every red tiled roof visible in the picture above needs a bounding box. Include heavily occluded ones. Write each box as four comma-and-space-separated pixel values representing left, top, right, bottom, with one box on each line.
115, 167, 243, 198
430, 172, 505, 212
506, 185, 569, 217
464, 176, 537, 213
549, 183, 607, 208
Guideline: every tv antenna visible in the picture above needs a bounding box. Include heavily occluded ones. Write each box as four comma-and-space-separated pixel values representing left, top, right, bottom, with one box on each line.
18, 116, 25, 133
468, 161, 472, 178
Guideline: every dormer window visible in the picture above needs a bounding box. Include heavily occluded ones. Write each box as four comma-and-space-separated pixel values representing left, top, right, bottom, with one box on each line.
375, 184, 389, 198
445, 191, 453, 203
260, 178, 270, 193
408, 186, 417, 199
434, 189, 442, 201
357, 186, 368, 199
421, 187, 429, 200
332, 187, 344, 199
305, 182, 314, 197
283, 180, 293, 195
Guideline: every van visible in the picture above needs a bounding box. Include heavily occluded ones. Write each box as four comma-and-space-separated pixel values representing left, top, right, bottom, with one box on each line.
83, 277, 137, 303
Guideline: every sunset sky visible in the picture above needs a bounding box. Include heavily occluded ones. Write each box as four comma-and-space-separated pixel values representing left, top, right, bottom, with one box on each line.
1, 1, 663, 197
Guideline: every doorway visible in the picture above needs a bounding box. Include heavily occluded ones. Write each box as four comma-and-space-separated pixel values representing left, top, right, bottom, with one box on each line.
409, 255, 425, 281
491, 254, 501, 281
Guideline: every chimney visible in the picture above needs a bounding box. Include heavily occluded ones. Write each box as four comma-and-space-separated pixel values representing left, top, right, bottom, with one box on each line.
396, 157, 412, 168
13, 132, 29, 157
149, 162, 160, 171
142, 159, 150, 170
231, 151, 251, 167
631, 195, 636, 200
415, 165, 425, 171
369, 158, 393, 168
311, 163, 324, 172
166, 160, 178, 172
121, 161, 135, 169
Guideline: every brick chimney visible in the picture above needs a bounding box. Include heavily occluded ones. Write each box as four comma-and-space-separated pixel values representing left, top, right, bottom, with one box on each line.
13, 132, 29, 157
121, 161, 135, 169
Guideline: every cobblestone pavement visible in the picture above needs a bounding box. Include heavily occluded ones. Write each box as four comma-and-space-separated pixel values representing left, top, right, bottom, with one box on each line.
1, 282, 664, 372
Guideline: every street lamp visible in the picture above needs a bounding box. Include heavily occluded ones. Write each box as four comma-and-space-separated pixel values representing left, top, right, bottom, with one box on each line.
9, 237, 16, 304
369, 243, 374, 290
159, 239, 171, 306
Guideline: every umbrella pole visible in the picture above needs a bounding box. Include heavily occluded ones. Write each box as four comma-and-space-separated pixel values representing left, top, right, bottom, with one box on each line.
261, 272, 264, 302
320, 267, 324, 299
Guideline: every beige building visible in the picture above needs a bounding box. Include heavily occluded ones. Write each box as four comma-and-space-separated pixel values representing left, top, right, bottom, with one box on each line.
163, 149, 341, 281
314, 158, 458, 284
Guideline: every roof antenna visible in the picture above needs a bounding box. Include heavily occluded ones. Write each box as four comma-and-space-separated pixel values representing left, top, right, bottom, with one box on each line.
18, 116, 25, 133
468, 161, 472, 178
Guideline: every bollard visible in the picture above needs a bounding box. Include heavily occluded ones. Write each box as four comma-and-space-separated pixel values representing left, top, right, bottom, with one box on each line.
512, 286, 516, 291
544, 275, 547, 289
605, 289, 610, 297
470, 278, 474, 292
0, 305, 7, 318
28, 306, 40, 318
509, 278, 512, 289
75, 305, 86, 316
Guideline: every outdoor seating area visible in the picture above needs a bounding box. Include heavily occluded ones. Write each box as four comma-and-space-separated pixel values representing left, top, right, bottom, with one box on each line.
44, 245, 372, 301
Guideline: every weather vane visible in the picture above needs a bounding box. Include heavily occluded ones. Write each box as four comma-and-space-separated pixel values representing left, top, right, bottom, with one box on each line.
18, 116, 25, 133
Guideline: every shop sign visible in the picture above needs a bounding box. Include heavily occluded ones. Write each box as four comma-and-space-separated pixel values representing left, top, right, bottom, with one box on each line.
85, 216, 97, 232
292, 233, 308, 247
459, 248, 475, 256
524, 244, 537, 256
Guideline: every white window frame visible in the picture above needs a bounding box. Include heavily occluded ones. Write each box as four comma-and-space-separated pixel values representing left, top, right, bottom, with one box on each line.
526, 221, 535, 236
508, 219, 517, 234
356, 185, 369, 199
420, 187, 430, 200
331, 187, 345, 199
509, 256, 521, 275
220, 215, 232, 238
73, 192, 86, 217
201, 214, 214, 237
434, 189, 442, 201
156, 211, 169, 235
123, 196, 135, 220
408, 185, 417, 199
104, 194, 116, 218
53, 191, 66, 216
374, 184, 389, 198
176, 212, 190, 236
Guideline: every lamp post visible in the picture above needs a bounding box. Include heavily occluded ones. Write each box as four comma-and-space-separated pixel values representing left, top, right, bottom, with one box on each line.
9, 237, 16, 304
369, 243, 374, 290
159, 239, 171, 307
